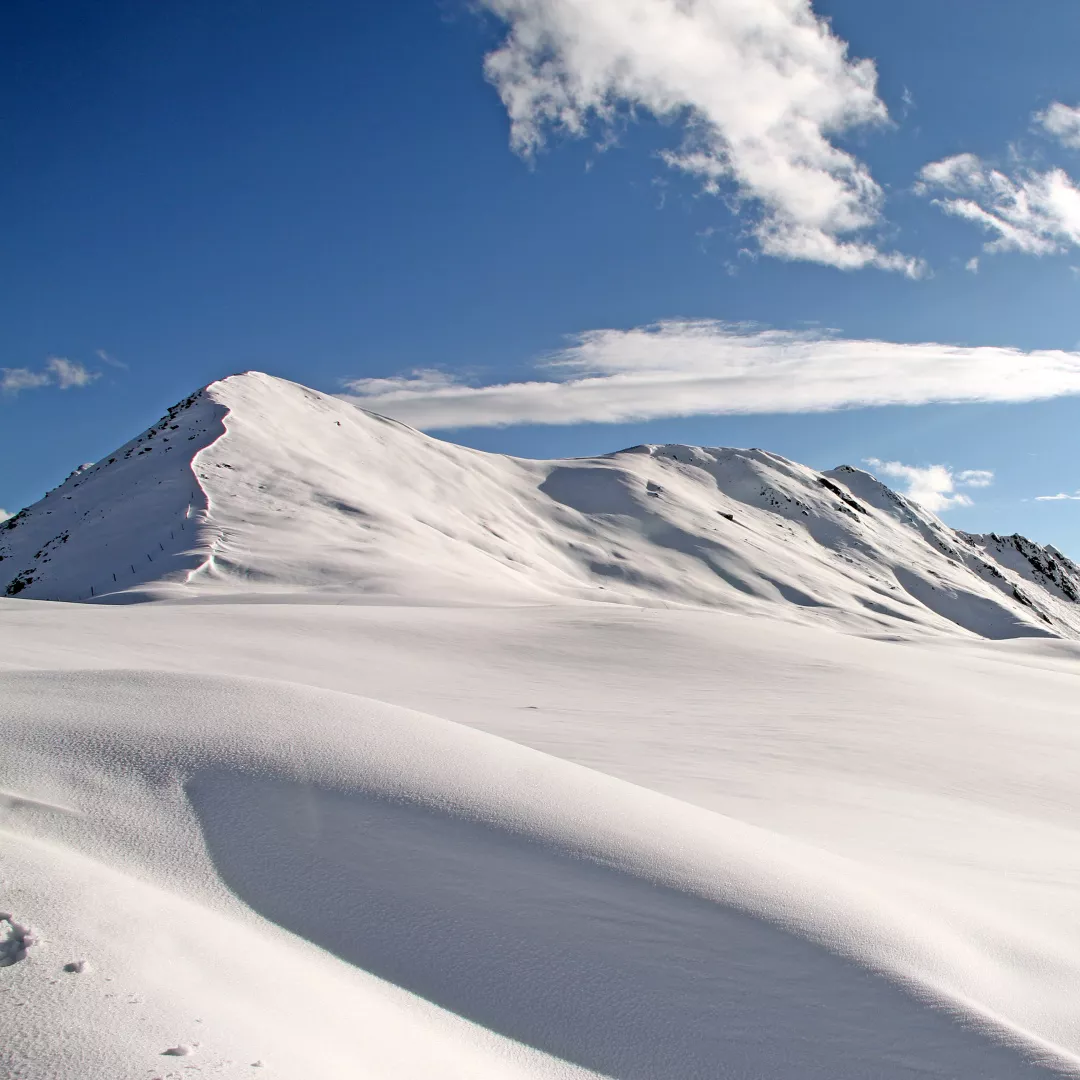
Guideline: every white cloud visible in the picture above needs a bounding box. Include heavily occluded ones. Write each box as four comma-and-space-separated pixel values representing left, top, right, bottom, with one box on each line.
341, 319, 1080, 429
477, 0, 921, 274
1036, 491, 1080, 502
917, 153, 1080, 256
954, 469, 994, 488
95, 348, 127, 370
0, 508, 10, 523
47, 356, 97, 389
1, 368, 52, 394
864, 459, 993, 514
965, 256, 979, 273
0, 356, 100, 396
1036, 102, 1080, 150
344, 370, 460, 396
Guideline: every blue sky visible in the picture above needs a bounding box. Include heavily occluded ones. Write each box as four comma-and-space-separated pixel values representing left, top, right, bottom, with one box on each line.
5, 0, 1080, 551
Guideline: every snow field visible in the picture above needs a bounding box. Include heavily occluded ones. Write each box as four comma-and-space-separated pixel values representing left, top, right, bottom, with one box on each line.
3, 601, 1080, 1075
4, 371, 1080, 1076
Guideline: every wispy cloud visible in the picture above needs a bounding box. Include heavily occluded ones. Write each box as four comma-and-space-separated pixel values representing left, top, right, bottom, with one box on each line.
864, 459, 993, 513
1, 356, 100, 396
0, 368, 52, 394
48, 356, 98, 389
341, 320, 1080, 429
476, 0, 921, 274
95, 348, 127, 370
1035, 102, 1080, 150
1036, 490, 1080, 501
917, 153, 1080, 257
0, 508, 11, 523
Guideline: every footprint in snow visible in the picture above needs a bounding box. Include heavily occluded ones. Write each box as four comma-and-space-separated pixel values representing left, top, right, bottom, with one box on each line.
162, 1043, 197, 1057
0, 913, 37, 966
63, 959, 89, 973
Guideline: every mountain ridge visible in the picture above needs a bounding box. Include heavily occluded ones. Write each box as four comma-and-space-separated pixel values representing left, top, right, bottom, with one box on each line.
3, 371, 1078, 640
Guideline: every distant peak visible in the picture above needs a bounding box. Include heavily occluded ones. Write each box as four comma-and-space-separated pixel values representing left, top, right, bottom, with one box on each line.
830, 464, 879, 482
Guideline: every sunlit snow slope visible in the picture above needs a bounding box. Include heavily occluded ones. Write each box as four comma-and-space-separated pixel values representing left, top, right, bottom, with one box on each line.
3, 371, 1079, 640
6, 371, 1080, 1079
5, 603, 1080, 1078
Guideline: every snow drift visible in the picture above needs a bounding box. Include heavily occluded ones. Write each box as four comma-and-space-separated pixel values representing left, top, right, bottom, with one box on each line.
4, 630, 1080, 1077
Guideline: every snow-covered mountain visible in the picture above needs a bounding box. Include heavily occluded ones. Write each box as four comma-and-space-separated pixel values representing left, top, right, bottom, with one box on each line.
4, 371, 1078, 639
8, 371, 1080, 1079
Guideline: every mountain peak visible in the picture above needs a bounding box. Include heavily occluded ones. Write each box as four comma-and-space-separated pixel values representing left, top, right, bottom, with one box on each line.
2, 375, 1078, 640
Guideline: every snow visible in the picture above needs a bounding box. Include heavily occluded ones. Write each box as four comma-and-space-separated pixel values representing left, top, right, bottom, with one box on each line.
3, 372, 1080, 1077
3, 371, 1078, 638
1, 913, 38, 967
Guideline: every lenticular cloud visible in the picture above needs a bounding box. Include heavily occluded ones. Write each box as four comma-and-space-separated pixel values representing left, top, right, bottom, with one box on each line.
341, 320, 1080, 429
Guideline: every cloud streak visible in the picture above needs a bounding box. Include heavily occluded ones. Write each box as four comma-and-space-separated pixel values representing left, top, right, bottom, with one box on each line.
864, 459, 992, 513
95, 349, 128, 370
917, 153, 1080, 257
341, 320, 1080, 429
0, 368, 51, 394
476, 0, 920, 274
1, 357, 100, 396
1036, 491, 1080, 502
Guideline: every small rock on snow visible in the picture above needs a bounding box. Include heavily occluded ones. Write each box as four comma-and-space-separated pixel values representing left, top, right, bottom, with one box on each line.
161, 1044, 196, 1056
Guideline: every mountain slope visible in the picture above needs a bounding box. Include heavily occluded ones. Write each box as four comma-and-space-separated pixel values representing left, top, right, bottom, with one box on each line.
3, 371, 1078, 639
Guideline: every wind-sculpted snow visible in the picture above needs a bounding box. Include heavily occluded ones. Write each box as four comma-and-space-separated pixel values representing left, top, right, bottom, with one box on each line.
2, 372, 1078, 642
2, 648, 1079, 1078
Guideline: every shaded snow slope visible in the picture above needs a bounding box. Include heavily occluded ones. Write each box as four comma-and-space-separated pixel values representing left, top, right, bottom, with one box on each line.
0, 389, 226, 600
4, 371, 1078, 639
5, 602, 1080, 1076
